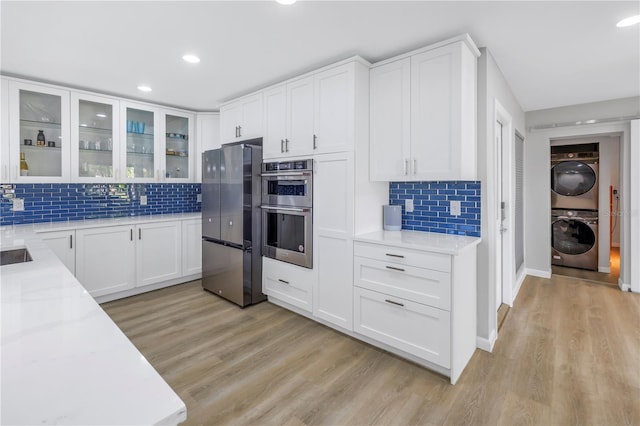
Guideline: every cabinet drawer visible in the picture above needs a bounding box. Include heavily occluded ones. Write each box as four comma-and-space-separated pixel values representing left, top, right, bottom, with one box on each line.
354, 241, 451, 272
263, 257, 315, 312
354, 287, 450, 368
354, 256, 450, 310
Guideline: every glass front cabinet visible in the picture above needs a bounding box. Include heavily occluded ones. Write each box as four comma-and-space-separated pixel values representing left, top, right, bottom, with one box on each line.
71, 93, 120, 182
120, 102, 160, 182
163, 112, 194, 181
8, 81, 70, 182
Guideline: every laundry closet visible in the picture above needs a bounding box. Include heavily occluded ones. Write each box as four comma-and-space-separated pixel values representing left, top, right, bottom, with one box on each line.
550, 134, 621, 281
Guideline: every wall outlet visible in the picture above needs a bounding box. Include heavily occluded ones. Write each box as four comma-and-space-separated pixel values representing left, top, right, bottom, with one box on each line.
197, 194, 202, 203
450, 200, 461, 217
140, 195, 147, 206
405, 198, 414, 213
12, 198, 25, 211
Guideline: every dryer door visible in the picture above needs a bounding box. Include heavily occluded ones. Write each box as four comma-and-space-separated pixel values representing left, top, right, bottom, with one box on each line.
551, 161, 597, 196
552, 218, 596, 255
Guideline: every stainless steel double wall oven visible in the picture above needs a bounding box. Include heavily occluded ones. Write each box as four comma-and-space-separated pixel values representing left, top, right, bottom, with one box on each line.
261, 159, 313, 268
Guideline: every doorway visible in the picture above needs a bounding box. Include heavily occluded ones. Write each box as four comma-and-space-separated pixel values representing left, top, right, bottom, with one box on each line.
549, 133, 622, 286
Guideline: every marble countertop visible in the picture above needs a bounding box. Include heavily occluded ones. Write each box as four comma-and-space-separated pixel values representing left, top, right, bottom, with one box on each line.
355, 229, 481, 255
1, 218, 188, 425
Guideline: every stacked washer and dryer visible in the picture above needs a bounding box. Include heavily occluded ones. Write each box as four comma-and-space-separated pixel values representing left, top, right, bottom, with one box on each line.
550, 143, 599, 271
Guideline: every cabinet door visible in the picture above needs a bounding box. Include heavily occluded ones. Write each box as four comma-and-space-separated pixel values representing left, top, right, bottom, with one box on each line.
163, 111, 194, 181
313, 154, 354, 330
354, 287, 451, 368
136, 221, 181, 287
219, 102, 242, 144
76, 225, 136, 297
39, 230, 75, 275
262, 85, 287, 159
120, 102, 160, 182
71, 93, 120, 182
410, 43, 461, 180
8, 81, 70, 182
286, 76, 314, 157
239, 93, 263, 140
370, 58, 411, 181
182, 218, 202, 276
313, 64, 354, 154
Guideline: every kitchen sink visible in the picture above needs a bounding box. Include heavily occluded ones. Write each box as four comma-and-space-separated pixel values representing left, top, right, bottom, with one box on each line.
0, 248, 33, 266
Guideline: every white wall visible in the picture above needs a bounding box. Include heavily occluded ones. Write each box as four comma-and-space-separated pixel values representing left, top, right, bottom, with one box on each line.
550, 135, 621, 272
525, 96, 639, 289
476, 48, 525, 350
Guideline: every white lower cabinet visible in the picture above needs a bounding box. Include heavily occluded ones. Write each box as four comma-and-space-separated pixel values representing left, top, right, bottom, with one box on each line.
182, 218, 202, 276
136, 221, 182, 287
354, 286, 451, 368
353, 238, 477, 384
263, 257, 316, 312
38, 230, 76, 275
76, 225, 136, 298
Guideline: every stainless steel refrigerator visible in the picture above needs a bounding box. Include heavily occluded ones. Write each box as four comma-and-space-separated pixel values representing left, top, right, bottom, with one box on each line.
201, 140, 265, 307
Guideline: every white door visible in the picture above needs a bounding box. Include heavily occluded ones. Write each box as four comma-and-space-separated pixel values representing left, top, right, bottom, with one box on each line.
313, 64, 354, 154
286, 76, 314, 157
136, 221, 182, 287
369, 58, 411, 181
262, 85, 287, 158
496, 120, 505, 309
39, 230, 75, 275
76, 225, 136, 297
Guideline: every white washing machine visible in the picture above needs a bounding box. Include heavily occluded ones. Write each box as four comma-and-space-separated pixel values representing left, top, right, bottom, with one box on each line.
551, 146, 599, 211
551, 209, 598, 271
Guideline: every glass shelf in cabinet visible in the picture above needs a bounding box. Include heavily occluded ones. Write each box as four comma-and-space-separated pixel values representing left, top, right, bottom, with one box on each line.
79, 148, 113, 153
20, 119, 62, 128
21, 144, 62, 151
127, 151, 154, 156
79, 125, 112, 133
127, 132, 154, 138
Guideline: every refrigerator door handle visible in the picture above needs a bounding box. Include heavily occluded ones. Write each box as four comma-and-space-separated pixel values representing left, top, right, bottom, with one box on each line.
260, 205, 309, 213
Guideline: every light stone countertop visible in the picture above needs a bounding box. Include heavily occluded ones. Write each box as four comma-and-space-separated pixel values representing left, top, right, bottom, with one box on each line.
0, 215, 193, 425
354, 229, 481, 255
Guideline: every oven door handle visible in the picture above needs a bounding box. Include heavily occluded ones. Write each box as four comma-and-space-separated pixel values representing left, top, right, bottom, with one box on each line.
260, 172, 310, 177
260, 205, 310, 213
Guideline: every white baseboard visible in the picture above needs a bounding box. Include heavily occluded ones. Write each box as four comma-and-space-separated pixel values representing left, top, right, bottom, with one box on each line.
476, 329, 497, 353
525, 268, 552, 279
598, 266, 611, 273
618, 278, 631, 292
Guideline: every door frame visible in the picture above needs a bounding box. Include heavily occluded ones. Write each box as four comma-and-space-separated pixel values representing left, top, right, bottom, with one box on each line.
495, 100, 515, 308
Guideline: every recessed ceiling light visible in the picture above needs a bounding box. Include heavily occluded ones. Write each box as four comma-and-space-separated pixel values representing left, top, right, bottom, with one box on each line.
616, 15, 640, 27
182, 54, 200, 64
137, 85, 152, 92
585, 119, 597, 124
276, 0, 296, 5
96, 113, 107, 118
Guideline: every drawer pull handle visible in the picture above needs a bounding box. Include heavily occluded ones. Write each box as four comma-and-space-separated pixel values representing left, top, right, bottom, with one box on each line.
385, 299, 405, 307
385, 265, 405, 272
385, 253, 405, 258
278, 279, 290, 285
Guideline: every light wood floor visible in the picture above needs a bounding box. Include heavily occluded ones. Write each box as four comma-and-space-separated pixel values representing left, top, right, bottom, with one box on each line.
102, 276, 640, 426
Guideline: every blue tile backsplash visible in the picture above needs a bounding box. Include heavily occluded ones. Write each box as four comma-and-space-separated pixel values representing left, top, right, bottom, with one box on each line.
389, 181, 481, 237
0, 183, 201, 226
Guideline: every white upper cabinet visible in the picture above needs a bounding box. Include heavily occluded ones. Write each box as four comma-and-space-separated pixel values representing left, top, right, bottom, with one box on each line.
195, 112, 220, 183
263, 77, 314, 159
220, 93, 263, 144
370, 38, 479, 181
162, 110, 195, 182
313, 64, 355, 154
8, 80, 70, 182
71, 92, 120, 182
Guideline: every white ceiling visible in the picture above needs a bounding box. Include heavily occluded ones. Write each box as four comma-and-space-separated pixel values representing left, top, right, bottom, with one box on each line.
1, 1, 638, 112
